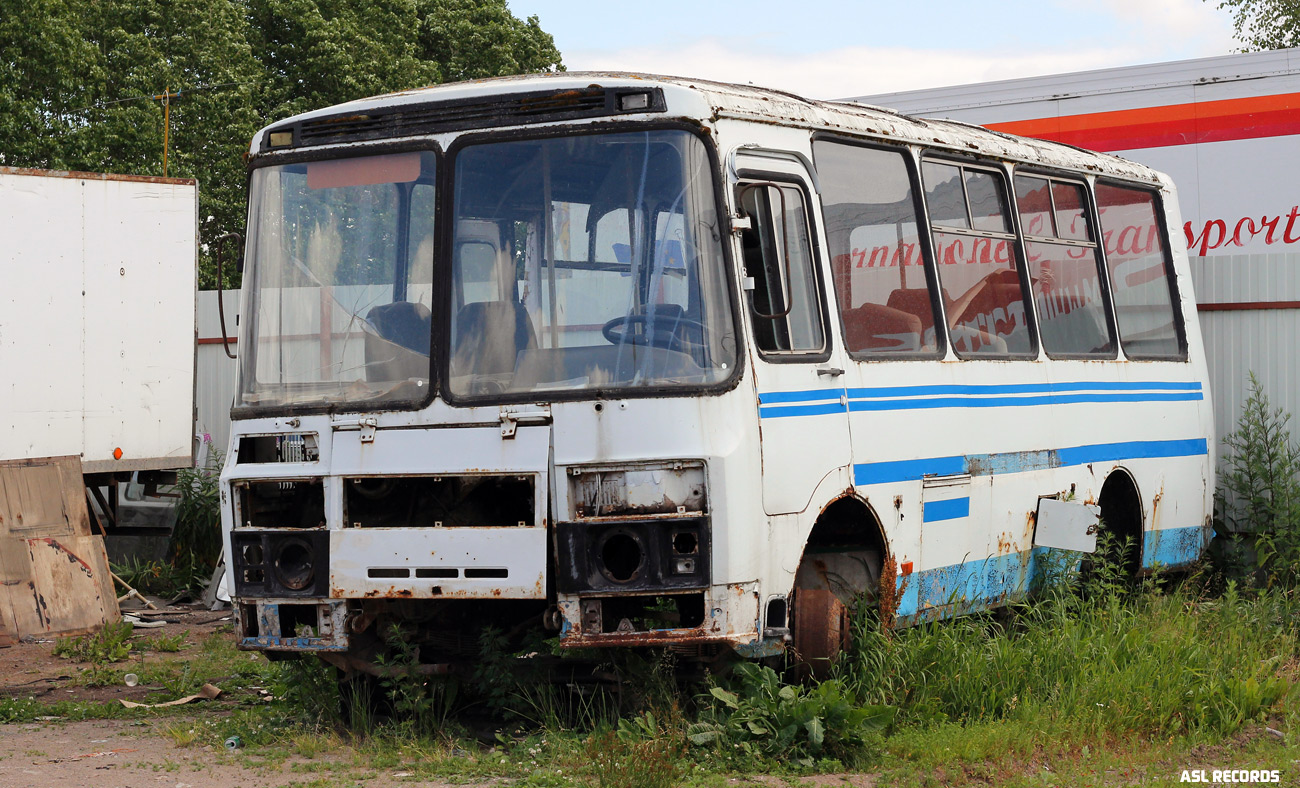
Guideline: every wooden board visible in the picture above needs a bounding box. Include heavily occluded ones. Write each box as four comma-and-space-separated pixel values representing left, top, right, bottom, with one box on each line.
0, 456, 118, 638
0, 456, 90, 539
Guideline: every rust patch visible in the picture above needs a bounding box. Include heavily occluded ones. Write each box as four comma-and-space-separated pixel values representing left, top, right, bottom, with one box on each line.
996, 531, 1014, 555
560, 626, 725, 648
877, 553, 906, 632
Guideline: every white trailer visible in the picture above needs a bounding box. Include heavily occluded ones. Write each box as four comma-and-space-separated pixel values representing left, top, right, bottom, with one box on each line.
0, 167, 197, 641
848, 47, 1300, 449
0, 167, 197, 473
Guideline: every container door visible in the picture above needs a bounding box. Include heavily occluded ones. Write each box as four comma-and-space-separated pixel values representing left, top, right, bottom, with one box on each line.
734, 156, 852, 515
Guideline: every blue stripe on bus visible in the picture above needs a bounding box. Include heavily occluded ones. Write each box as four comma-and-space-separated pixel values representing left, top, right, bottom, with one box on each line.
757, 389, 843, 405
846, 391, 1203, 412
846, 380, 1201, 399
853, 438, 1208, 486
922, 497, 970, 522
757, 381, 1203, 419
758, 402, 846, 418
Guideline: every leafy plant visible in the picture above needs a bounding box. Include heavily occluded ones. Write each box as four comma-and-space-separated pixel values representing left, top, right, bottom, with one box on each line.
688, 662, 893, 765
377, 624, 459, 736
169, 445, 224, 572
53, 621, 134, 664
137, 631, 189, 653
1219, 372, 1300, 586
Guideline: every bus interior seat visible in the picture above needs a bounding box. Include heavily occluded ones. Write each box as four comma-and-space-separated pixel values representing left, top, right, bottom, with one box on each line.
368, 301, 432, 353
884, 288, 939, 332
364, 301, 432, 382
451, 300, 538, 377
842, 301, 923, 351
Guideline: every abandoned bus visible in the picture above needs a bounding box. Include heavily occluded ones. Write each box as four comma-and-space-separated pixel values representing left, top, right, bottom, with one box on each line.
222, 73, 1214, 672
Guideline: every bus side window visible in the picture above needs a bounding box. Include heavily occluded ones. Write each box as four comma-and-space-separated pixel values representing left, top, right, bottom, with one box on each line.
1013, 175, 1115, 357
1094, 183, 1186, 359
738, 183, 826, 354
922, 160, 1035, 357
812, 140, 940, 356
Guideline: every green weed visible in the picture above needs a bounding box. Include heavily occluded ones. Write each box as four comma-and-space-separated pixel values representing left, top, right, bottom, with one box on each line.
52, 620, 133, 664
688, 661, 893, 766
137, 630, 189, 653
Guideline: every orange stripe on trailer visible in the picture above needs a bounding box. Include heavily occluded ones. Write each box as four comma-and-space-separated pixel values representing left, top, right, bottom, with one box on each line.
986, 91, 1300, 152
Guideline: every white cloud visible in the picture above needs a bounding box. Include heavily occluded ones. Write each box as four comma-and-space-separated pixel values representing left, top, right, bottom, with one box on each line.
564, 40, 1157, 99
1094, 0, 1239, 48
561, 0, 1242, 100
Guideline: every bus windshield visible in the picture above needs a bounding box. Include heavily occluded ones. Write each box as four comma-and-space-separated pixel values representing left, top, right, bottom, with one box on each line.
447, 129, 736, 399
241, 151, 438, 408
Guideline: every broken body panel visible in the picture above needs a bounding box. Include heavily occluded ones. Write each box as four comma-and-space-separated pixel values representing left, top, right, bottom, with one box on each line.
222, 73, 1214, 668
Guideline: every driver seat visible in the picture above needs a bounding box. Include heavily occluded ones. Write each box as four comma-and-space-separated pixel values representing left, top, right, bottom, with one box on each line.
451, 300, 538, 377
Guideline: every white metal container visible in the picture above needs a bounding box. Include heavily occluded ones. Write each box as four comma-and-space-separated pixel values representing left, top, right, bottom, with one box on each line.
0, 168, 197, 472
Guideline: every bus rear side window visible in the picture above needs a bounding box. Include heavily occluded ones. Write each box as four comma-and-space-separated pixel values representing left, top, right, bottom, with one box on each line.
1014, 176, 1115, 357
813, 141, 939, 356
1094, 184, 1185, 359
922, 160, 1034, 357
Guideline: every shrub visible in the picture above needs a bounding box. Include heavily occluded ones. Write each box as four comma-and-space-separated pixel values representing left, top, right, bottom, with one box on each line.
1219, 372, 1300, 587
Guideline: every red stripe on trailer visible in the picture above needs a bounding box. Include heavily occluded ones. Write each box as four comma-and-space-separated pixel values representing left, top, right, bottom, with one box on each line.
986, 92, 1300, 152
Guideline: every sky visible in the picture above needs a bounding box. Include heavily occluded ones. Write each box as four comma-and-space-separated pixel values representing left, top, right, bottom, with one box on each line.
510, 0, 1242, 99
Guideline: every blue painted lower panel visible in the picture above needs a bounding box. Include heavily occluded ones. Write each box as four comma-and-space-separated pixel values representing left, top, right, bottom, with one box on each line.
895, 524, 1210, 622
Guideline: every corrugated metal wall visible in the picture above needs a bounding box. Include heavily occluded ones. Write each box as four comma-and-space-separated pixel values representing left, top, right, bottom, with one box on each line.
1189, 252, 1300, 451
196, 290, 240, 457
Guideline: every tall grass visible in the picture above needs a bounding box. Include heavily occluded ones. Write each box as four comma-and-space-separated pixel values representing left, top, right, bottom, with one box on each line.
843, 568, 1299, 742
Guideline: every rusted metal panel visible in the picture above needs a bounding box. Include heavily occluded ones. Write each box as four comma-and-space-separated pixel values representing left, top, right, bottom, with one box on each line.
330, 527, 547, 600
569, 461, 706, 518
791, 587, 848, 676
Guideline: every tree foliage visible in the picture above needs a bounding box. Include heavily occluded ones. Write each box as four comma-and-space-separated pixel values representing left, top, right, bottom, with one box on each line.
0, 0, 563, 287
1213, 0, 1300, 51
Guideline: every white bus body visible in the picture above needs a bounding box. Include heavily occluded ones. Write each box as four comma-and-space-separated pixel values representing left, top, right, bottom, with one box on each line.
222, 74, 1213, 670
850, 47, 1300, 448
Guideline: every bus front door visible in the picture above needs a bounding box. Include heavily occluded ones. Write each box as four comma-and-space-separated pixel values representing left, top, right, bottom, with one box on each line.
735, 157, 852, 516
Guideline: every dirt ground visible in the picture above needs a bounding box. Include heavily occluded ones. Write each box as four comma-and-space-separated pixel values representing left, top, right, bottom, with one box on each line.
0, 605, 232, 706
0, 604, 880, 788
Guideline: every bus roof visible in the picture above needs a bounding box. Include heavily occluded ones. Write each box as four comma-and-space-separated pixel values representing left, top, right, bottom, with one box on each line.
250, 71, 1165, 187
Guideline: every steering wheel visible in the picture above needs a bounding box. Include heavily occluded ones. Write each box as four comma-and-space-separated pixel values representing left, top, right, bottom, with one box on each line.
602, 314, 707, 352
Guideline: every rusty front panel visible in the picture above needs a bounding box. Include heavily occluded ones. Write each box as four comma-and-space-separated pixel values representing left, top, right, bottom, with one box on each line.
561, 627, 736, 648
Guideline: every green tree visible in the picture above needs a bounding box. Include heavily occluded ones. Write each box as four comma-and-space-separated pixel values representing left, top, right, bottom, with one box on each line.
1212, 0, 1300, 51
0, 0, 563, 287
417, 0, 563, 83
